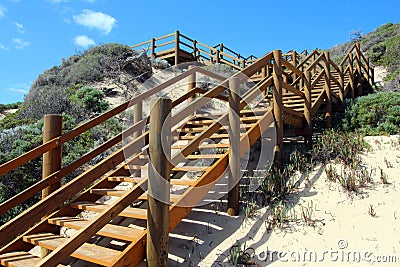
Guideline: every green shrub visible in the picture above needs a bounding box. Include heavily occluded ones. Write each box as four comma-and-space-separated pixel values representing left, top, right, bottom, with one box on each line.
342, 92, 400, 135
71, 86, 109, 113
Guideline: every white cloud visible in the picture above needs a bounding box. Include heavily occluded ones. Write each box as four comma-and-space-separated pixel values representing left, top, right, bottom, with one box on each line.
0, 5, 7, 17
73, 9, 116, 35
7, 83, 30, 94
0, 44, 9, 50
12, 38, 29, 49
15, 22, 25, 33
74, 35, 95, 48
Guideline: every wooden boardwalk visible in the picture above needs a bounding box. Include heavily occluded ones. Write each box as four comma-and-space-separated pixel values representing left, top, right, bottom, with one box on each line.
0, 32, 373, 266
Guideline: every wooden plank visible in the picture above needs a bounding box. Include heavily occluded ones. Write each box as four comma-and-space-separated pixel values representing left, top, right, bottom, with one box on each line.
47, 217, 144, 242
70, 202, 147, 220
0, 252, 41, 267
281, 58, 303, 77
23, 233, 120, 266
171, 143, 229, 149
108, 177, 196, 186
125, 165, 210, 172
282, 82, 305, 98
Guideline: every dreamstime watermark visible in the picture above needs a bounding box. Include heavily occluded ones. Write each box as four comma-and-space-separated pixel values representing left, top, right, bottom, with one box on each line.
256, 240, 398, 264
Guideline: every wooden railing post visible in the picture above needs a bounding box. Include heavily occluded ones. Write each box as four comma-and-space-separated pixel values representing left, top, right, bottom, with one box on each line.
193, 40, 197, 60
272, 50, 283, 166
323, 51, 332, 128
216, 50, 220, 64
174, 30, 180, 65
338, 65, 345, 105
147, 97, 172, 267
227, 77, 240, 216
304, 71, 312, 149
219, 43, 224, 60
349, 54, 355, 100
42, 114, 62, 199
151, 38, 156, 58
41, 114, 62, 258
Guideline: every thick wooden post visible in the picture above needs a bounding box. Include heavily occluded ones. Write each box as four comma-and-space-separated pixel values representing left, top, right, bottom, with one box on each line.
41, 114, 62, 258
272, 50, 283, 166
219, 43, 224, 60
227, 77, 240, 216
304, 72, 312, 149
174, 30, 180, 65
338, 66, 345, 105
151, 38, 156, 58
147, 97, 172, 267
42, 114, 62, 199
349, 54, 355, 100
216, 50, 220, 63
323, 51, 332, 128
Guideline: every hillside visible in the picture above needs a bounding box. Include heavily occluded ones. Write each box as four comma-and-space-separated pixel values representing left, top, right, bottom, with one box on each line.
329, 22, 400, 91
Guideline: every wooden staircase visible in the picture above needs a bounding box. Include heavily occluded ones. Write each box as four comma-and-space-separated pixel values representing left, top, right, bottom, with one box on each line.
0, 38, 373, 266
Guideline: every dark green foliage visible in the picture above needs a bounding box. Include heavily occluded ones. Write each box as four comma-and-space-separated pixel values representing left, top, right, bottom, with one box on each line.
71, 86, 109, 113
342, 92, 400, 135
0, 102, 21, 112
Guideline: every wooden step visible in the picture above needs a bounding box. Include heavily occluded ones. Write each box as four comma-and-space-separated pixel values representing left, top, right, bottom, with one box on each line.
171, 143, 229, 149
139, 154, 224, 160
0, 252, 41, 267
125, 165, 210, 172
22, 233, 120, 266
90, 189, 181, 202
108, 177, 196, 186
48, 217, 144, 242
70, 202, 147, 220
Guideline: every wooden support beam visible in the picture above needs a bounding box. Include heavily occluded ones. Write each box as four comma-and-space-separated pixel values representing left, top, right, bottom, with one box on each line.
41, 114, 62, 258
147, 97, 172, 267
323, 52, 332, 128
227, 77, 240, 216
272, 50, 284, 165
304, 72, 312, 149
349, 54, 355, 100
338, 66, 345, 105
355, 43, 363, 96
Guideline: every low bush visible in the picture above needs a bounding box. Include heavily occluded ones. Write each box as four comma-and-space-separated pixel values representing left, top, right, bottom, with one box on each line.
342, 92, 400, 135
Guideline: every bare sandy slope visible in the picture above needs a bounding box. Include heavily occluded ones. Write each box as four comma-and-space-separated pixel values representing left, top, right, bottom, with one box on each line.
165, 135, 400, 266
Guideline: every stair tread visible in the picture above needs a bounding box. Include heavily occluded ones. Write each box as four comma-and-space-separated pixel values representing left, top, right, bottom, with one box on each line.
48, 217, 145, 242
125, 165, 210, 172
0, 252, 41, 267
22, 233, 119, 266
108, 177, 196, 186
70, 201, 147, 220
90, 189, 182, 201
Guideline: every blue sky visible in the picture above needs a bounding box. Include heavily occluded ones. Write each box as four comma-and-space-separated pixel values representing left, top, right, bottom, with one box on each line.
0, 0, 398, 104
